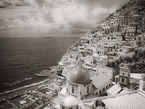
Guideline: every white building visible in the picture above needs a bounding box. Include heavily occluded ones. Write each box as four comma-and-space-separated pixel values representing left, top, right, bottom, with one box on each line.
53, 66, 112, 109
135, 34, 145, 46
126, 26, 136, 39
97, 32, 122, 47
94, 66, 114, 80
91, 74, 112, 96
102, 90, 145, 108
96, 32, 122, 53
83, 56, 94, 68
100, 66, 145, 108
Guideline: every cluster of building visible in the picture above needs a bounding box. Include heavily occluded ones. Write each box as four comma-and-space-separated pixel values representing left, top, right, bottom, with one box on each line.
52, 62, 145, 109
58, 0, 145, 77
1, 0, 145, 109
0, 74, 65, 109
99, 0, 145, 45
54, 0, 145, 108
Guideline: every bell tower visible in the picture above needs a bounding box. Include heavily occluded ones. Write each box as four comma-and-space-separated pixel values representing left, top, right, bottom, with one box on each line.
119, 65, 130, 88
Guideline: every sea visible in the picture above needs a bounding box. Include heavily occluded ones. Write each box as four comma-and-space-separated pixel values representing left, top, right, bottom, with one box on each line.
0, 36, 79, 93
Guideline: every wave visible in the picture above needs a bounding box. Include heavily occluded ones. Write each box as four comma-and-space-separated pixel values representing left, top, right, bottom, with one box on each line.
0, 37, 78, 92
3, 78, 32, 87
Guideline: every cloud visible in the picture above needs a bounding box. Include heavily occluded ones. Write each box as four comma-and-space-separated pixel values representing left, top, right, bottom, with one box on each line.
0, 0, 23, 7
0, 0, 129, 36
0, 0, 36, 7
74, 0, 129, 9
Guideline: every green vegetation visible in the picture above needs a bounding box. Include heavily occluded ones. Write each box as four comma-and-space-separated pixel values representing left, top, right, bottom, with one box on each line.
107, 46, 145, 73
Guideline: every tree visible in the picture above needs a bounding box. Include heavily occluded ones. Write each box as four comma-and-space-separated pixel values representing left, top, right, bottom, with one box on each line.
137, 47, 145, 61
108, 60, 116, 68
114, 57, 121, 65
120, 52, 135, 63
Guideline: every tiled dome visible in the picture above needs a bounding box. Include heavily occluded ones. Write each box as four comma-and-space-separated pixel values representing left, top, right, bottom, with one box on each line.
69, 66, 91, 84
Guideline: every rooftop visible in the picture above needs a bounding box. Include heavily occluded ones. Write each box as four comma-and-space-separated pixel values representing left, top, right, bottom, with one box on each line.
130, 73, 144, 80
69, 66, 91, 85
107, 84, 122, 95
91, 74, 111, 89
103, 90, 145, 108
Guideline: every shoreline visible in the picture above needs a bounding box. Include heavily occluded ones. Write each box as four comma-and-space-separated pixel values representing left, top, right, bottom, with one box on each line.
0, 78, 49, 97
0, 64, 58, 98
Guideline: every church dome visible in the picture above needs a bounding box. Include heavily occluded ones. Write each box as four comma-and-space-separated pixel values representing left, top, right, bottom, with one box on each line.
69, 66, 91, 84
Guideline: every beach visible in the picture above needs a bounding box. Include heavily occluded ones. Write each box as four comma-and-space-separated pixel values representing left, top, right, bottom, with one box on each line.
0, 78, 50, 99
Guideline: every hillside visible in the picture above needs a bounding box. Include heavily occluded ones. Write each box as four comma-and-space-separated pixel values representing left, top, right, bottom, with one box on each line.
59, 0, 145, 75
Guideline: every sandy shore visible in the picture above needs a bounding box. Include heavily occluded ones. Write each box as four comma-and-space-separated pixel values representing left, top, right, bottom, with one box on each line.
0, 78, 50, 99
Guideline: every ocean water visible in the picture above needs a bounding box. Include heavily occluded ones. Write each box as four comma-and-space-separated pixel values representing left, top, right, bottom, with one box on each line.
0, 36, 79, 93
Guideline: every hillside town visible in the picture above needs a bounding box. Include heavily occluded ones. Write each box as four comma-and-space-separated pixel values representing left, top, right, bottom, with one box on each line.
55, 0, 145, 108
60, 0, 145, 76
0, 0, 145, 109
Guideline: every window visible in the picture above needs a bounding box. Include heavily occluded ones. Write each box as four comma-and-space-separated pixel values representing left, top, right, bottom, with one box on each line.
76, 105, 79, 109
62, 106, 65, 109
87, 86, 89, 93
99, 90, 101, 95
72, 87, 74, 93
103, 88, 105, 91
122, 78, 125, 83
95, 101, 98, 107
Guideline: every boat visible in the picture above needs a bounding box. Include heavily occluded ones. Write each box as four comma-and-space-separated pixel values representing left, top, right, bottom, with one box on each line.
35, 73, 48, 77
43, 36, 54, 38
35, 69, 55, 78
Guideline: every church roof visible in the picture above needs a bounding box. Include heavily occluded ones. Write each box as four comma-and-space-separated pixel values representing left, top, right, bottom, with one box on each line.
69, 66, 91, 84
106, 84, 122, 95
91, 74, 111, 88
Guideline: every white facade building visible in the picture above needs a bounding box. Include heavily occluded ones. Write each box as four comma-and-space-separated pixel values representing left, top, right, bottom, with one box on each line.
54, 66, 112, 109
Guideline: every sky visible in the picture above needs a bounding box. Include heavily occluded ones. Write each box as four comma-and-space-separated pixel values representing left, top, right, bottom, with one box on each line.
0, 0, 129, 37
